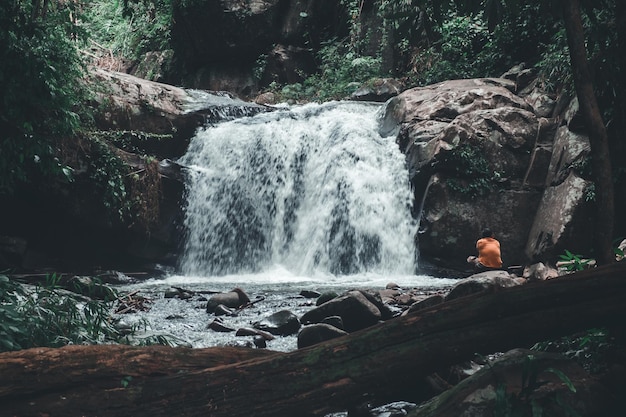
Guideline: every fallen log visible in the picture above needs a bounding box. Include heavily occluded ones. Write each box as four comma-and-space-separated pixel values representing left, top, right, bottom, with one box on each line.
1, 262, 625, 416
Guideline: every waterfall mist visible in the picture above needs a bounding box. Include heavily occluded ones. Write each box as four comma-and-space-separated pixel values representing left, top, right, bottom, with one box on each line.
177, 101, 417, 277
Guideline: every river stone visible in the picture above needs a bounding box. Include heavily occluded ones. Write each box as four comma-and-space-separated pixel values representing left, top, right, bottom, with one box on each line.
235, 327, 275, 340
316, 291, 339, 306
404, 294, 445, 315
300, 289, 321, 299
206, 288, 250, 313
300, 290, 382, 332
445, 271, 523, 301
321, 315, 344, 330
297, 323, 349, 349
207, 318, 235, 333
253, 310, 301, 336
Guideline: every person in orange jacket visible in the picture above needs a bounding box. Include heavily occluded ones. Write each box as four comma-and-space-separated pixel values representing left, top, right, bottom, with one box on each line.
467, 228, 503, 271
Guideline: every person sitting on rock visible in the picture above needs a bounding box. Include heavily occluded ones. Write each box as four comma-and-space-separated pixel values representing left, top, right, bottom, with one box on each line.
467, 228, 503, 271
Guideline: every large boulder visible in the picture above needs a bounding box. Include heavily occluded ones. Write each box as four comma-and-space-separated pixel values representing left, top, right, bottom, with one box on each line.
382, 78, 594, 269
90, 69, 271, 159
418, 174, 542, 269
525, 171, 594, 262
300, 290, 383, 332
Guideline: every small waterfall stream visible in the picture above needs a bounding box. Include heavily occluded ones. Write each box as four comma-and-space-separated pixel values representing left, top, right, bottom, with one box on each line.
117, 101, 456, 351
177, 101, 418, 277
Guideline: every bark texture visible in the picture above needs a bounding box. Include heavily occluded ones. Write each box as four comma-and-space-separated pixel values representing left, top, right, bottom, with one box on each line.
1, 263, 625, 416
562, 0, 615, 265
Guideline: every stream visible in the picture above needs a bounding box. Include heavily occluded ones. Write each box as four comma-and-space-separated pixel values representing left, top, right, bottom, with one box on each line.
117, 100, 457, 352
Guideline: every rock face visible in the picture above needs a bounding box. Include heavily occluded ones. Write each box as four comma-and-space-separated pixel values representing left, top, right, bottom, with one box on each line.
90, 69, 272, 158
382, 76, 596, 269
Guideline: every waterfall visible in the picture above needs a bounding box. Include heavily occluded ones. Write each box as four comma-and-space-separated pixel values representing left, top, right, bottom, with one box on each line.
177, 101, 417, 277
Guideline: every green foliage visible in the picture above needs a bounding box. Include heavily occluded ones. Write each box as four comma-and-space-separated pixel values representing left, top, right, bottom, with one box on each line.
533, 328, 612, 375
558, 249, 593, 272
536, 27, 573, 94
87, 138, 133, 222
419, 13, 493, 84
0, 273, 174, 352
0, 0, 89, 193
444, 143, 501, 198
410, 3, 561, 86
270, 40, 384, 102
493, 354, 579, 417
84, 0, 173, 60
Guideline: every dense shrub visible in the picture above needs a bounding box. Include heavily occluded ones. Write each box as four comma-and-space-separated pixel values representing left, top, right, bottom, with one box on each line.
0, 1, 88, 193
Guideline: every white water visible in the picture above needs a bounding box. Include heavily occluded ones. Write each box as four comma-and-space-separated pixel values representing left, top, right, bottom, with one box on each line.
117, 101, 456, 351
178, 101, 421, 279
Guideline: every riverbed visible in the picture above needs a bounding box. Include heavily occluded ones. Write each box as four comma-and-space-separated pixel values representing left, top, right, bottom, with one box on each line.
115, 268, 457, 352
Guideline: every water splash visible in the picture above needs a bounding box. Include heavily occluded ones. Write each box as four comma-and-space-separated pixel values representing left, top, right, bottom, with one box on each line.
177, 101, 417, 276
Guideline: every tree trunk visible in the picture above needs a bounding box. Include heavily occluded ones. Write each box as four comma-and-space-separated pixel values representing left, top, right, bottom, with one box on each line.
2, 263, 626, 416
561, 0, 615, 265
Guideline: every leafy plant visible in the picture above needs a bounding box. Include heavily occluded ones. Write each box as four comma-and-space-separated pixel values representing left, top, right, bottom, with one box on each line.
558, 249, 593, 272
0, 274, 172, 352
493, 354, 579, 417
0, 0, 89, 193
84, 0, 173, 61
444, 143, 501, 198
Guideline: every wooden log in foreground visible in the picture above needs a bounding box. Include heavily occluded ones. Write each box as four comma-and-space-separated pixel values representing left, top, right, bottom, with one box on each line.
2, 262, 626, 417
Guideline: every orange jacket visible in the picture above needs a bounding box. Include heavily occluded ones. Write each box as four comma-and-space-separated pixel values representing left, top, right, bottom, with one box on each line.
476, 237, 503, 268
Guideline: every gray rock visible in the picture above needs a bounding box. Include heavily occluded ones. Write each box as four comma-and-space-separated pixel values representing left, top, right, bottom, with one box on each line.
316, 291, 339, 306
445, 271, 523, 301
523, 262, 559, 282
206, 288, 250, 313
351, 78, 405, 102
253, 310, 301, 336
235, 327, 275, 340
297, 323, 348, 349
300, 290, 382, 332
321, 315, 344, 330
525, 171, 594, 262
404, 294, 445, 315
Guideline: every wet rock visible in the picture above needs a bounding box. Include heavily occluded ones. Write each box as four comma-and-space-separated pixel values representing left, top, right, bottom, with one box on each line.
445, 270, 524, 301
253, 310, 301, 336
321, 315, 344, 330
300, 290, 382, 332
214, 304, 236, 316
523, 262, 559, 282
207, 318, 235, 332
404, 294, 445, 315
300, 289, 321, 299
206, 288, 251, 313
253, 336, 267, 348
317, 291, 339, 306
64, 276, 117, 301
235, 327, 275, 341
164, 287, 194, 299
351, 78, 405, 102
297, 323, 348, 349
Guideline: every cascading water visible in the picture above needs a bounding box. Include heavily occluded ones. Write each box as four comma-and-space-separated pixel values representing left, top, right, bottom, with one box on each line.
177, 101, 418, 278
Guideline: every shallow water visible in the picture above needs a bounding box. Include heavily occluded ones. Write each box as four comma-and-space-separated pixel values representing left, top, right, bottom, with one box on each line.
116, 267, 457, 352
